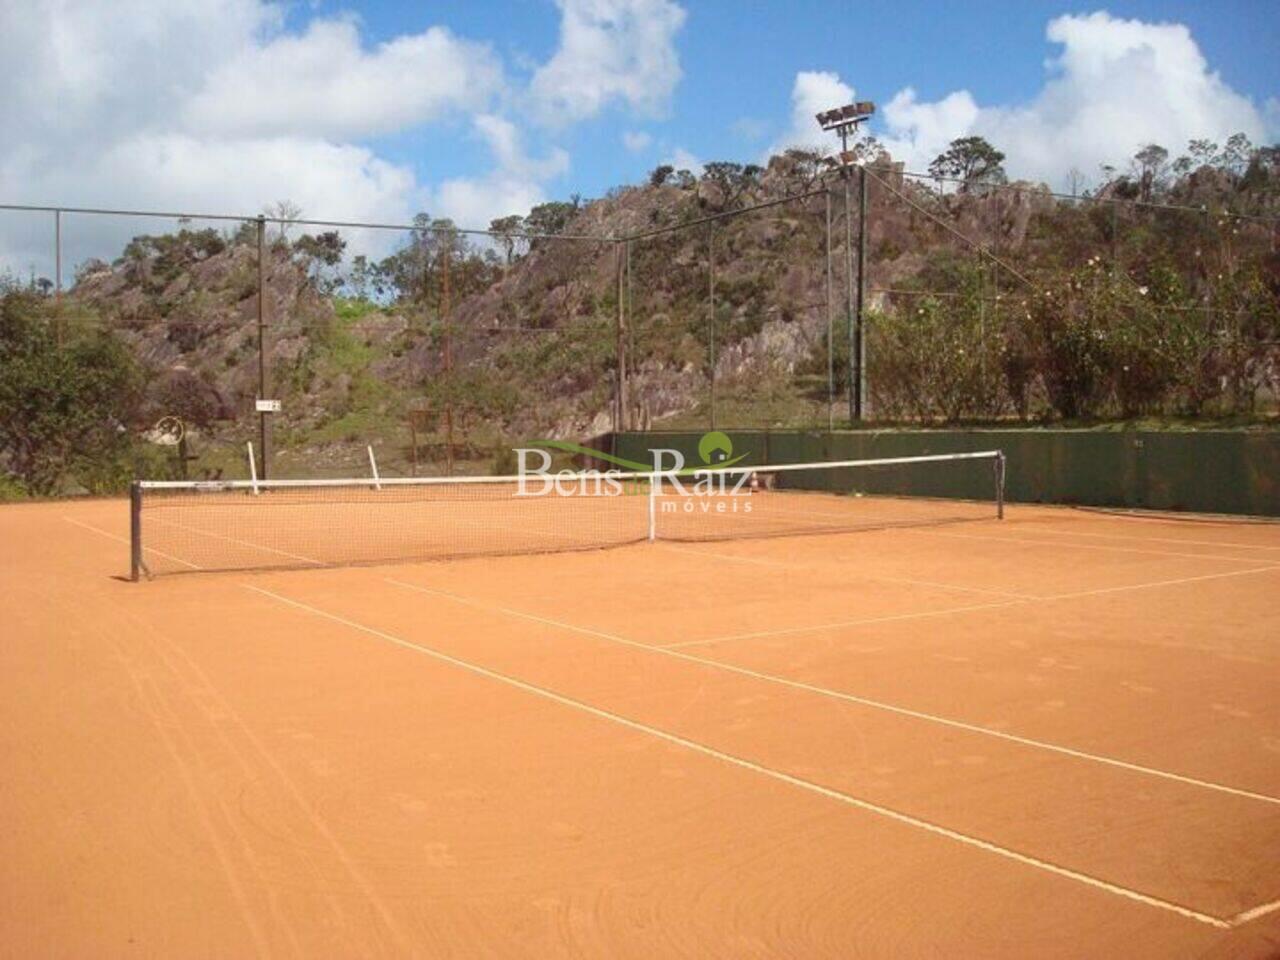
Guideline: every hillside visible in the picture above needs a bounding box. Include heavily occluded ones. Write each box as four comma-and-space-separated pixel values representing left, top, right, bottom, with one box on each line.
4, 138, 1279, 489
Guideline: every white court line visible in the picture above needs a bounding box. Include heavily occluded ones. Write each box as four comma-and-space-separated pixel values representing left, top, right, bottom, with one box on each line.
385, 577, 1280, 809
1005, 524, 1280, 553
1046, 565, 1280, 601
915, 528, 1275, 565
660, 545, 1280, 650
247, 583, 1233, 930
659, 542, 1037, 600
672, 598, 1027, 646
1230, 897, 1280, 926
147, 515, 325, 567
61, 517, 203, 570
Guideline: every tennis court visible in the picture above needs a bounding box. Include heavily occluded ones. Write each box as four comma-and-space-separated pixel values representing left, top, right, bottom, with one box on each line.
4, 465, 1280, 956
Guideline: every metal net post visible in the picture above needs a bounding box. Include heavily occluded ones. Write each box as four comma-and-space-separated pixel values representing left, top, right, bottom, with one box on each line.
129, 481, 144, 581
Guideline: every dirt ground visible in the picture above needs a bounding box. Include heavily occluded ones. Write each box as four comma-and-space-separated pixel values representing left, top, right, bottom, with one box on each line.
3, 496, 1279, 957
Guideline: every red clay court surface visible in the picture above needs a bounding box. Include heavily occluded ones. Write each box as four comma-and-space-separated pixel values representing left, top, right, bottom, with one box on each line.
3, 496, 1280, 957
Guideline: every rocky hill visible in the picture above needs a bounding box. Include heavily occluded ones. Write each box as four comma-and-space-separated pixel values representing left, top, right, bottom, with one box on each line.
54, 142, 1280, 480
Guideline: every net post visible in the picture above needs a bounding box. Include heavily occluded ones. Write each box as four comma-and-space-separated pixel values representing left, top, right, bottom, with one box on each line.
247, 441, 259, 495
367, 445, 381, 491
648, 475, 657, 542
129, 481, 143, 582
995, 451, 1006, 519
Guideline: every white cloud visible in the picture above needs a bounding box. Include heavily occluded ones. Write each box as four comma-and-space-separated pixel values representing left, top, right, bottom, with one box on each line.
876, 12, 1274, 187
183, 18, 503, 139
879, 88, 979, 166
622, 130, 653, 152
0, 1, 589, 277
662, 147, 702, 174
0, 0, 278, 154
768, 71, 855, 158
530, 0, 686, 124
432, 115, 570, 229
0, 0, 696, 277
731, 117, 768, 142
0, 1, 465, 276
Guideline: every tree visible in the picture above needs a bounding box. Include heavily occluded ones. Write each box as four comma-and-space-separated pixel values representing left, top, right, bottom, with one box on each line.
489, 215, 526, 266
1241, 144, 1280, 191
1187, 138, 1219, 168
524, 201, 577, 238
293, 231, 347, 294
264, 199, 303, 243
0, 290, 144, 494
928, 137, 1007, 190
1132, 143, 1169, 200
1221, 133, 1254, 177
1065, 167, 1086, 199
782, 148, 823, 186
648, 164, 674, 187
349, 254, 372, 300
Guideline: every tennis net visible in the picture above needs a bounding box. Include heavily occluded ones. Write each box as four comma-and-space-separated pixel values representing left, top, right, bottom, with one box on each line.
129, 450, 1005, 579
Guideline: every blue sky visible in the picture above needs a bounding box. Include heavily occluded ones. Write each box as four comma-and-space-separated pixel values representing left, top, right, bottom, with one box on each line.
1, 0, 1277, 272
294, 0, 1280, 206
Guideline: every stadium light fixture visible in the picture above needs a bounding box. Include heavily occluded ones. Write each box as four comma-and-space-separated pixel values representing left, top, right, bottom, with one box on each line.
815, 100, 876, 424
815, 101, 876, 170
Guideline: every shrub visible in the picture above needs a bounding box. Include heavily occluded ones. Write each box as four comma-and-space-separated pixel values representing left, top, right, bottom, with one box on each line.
0, 290, 145, 494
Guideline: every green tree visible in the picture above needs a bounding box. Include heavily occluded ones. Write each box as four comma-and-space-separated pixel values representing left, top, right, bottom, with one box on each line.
489, 215, 527, 266
524, 201, 577, 238
1132, 143, 1169, 200
1221, 133, 1253, 175
928, 137, 1007, 190
349, 254, 372, 300
0, 291, 145, 494
648, 164, 674, 187
294, 231, 347, 294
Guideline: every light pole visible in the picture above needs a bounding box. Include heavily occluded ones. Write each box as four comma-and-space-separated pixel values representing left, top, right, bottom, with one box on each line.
815, 101, 875, 423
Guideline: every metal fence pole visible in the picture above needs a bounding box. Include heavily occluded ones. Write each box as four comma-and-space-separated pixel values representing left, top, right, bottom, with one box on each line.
825, 188, 834, 431
626, 239, 635, 427
54, 209, 62, 297
442, 238, 454, 476
844, 179, 855, 423
708, 227, 717, 430
54, 208, 64, 346
996, 451, 1006, 519
615, 241, 627, 431
255, 216, 271, 479
856, 164, 869, 420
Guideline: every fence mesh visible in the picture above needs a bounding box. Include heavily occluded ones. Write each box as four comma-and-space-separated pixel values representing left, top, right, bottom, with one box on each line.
1, 157, 1277, 497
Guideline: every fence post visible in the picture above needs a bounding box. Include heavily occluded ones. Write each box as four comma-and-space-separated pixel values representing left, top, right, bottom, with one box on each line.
844, 179, 856, 423
615, 240, 627, 431
54, 208, 61, 299
856, 164, 869, 420
996, 451, 1006, 519
54, 209, 65, 346
256, 216, 271, 480
825, 188, 835, 431
708, 226, 717, 430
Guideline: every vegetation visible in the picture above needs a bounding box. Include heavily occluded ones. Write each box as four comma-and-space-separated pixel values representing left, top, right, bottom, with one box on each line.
0, 287, 150, 495
1, 132, 1276, 494
928, 136, 1008, 189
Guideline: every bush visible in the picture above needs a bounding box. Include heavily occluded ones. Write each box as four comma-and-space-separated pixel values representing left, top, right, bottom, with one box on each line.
0, 290, 146, 494
867, 263, 1005, 421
